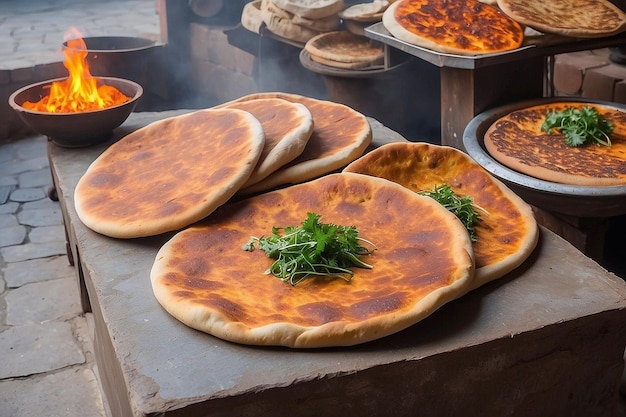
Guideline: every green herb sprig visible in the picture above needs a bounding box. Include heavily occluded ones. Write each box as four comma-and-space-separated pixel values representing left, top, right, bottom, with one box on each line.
541, 105, 613, 147
243, 212, 376, 286
418, 184, 482, 242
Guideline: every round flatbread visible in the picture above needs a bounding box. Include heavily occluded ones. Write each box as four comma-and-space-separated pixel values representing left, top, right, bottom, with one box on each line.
218, 92, 373, 195
220, 98, 314, 187
272, 0, 344, 19
343, 142, 538, 289
496, 0, 626, 38
74, 108, 265, 238
340, 1, 389, 22
484, 101, 626, 186
151, 173, 475, 348
382, 0, 524, 55
304, 31, 385, 65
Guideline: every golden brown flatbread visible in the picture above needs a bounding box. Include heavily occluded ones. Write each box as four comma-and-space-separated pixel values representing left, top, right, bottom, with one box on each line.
343, 142, 538, 289
496, 0, 626, 38
74, 108, 265, 238
484, 102, 626, 186
217, 92, 373, 195
304, 31, 385, 67
151, 173, 475, 348
382, 0, 524, 55
272, 0, 344, 19
219, 98, 313, 187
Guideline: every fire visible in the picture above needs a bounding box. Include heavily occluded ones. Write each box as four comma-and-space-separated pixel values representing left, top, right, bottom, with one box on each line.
22, 36, 130, 113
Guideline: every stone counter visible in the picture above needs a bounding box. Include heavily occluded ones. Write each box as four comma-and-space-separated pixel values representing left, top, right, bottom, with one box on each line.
48, 111, 626, 417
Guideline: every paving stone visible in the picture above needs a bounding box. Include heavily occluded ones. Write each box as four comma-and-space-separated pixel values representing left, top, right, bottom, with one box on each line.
0, 321, 85, 379
3, 255, 73, 287
0, 366, 106, 417
0, 213, 18, 228
0, 202, 18, 214
0, 241, 67, 262
0, 225, 27, 248
5, 277, 82, 324
17, 206, 63, 226
0, 184, 16, 204
28, 224, 65, 243
0, 156, 49, 176
9, 187, 46, 203
18, 168, 52, 188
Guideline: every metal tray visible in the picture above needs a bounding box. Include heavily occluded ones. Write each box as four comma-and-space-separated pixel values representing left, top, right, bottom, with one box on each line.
365, 22, 626, 69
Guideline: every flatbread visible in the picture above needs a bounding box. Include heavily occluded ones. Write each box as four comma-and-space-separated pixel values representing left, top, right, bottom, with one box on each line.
496, 0, 626, 38
343, 142, 538, 289
484, 102, 626, 186
271, 0, 344, 19
74, 108, 265, 238
304, 31, 385, 65
151, 172, 475, 348
262, 0, 340, 31
339, 1, 389, 22
259, 2, 323, 43
219, 98, 314, 187
218, 92, 373, 195
382, 0, 524, 56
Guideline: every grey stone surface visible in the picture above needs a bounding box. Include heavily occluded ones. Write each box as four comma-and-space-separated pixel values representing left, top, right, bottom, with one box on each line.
3, 255, 74, 288
5, 278, 82, 325
9, 187, 46, 203
0, 213, 18, 228
0, 321, 85, 379
17, 206, 63, 226
0, 367, 107, 417
28, 224, 65, 243
0, 241, 67, 262
0, 202, 19, 214
18, 168, 53, 188
0, 225, 27, 248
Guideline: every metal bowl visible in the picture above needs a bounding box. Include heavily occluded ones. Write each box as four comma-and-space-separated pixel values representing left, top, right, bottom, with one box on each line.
9, 76, 143, 147
463, 97, 626, 218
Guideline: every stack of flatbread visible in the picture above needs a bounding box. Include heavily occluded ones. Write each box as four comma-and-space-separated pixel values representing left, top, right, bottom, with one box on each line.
241, 0, 343, 44
73, 93, 372, 239
340, 0, 393, 36
303, 30, 385, 69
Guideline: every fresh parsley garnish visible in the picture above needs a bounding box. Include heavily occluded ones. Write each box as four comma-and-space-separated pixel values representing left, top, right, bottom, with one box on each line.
243, 212, 376, 286
418, 184, 482, 242
541, 105, 613, 147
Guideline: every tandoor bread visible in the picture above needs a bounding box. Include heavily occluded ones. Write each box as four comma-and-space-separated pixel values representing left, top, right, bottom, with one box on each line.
74, 108, 265, 239
150, 173, 475, 348
484, 102, 626, 186
497, 0, 626, 38
382, 0, 524, 55
262, 0, 340, 32
217, 92, 372, 195
304, 31, 385, 69
272, 0, 345, 19
343, 142, 538, 289
219, 98, 313, 188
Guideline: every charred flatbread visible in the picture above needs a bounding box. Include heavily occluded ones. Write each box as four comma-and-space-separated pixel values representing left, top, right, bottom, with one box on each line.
496, 0, 626, 38
74, 108, 265, 238
343, 142, 538, 289
484, 101, 626, 186
219, 98, 313, 187
217, 92, 372, 194
150, 173, 475, 348
382, 0, 524, 55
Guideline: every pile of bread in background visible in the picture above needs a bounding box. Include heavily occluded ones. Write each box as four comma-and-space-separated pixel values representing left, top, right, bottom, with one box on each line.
241, 0, 393, 70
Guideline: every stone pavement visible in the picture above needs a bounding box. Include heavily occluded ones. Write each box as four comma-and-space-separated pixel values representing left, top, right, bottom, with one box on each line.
0, 1, 161, 416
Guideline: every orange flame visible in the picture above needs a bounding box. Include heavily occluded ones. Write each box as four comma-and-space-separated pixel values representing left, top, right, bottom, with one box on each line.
23, 35, 130, 113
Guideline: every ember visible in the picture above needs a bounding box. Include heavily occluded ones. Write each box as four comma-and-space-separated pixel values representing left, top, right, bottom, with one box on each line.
23, 36, 130, 113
